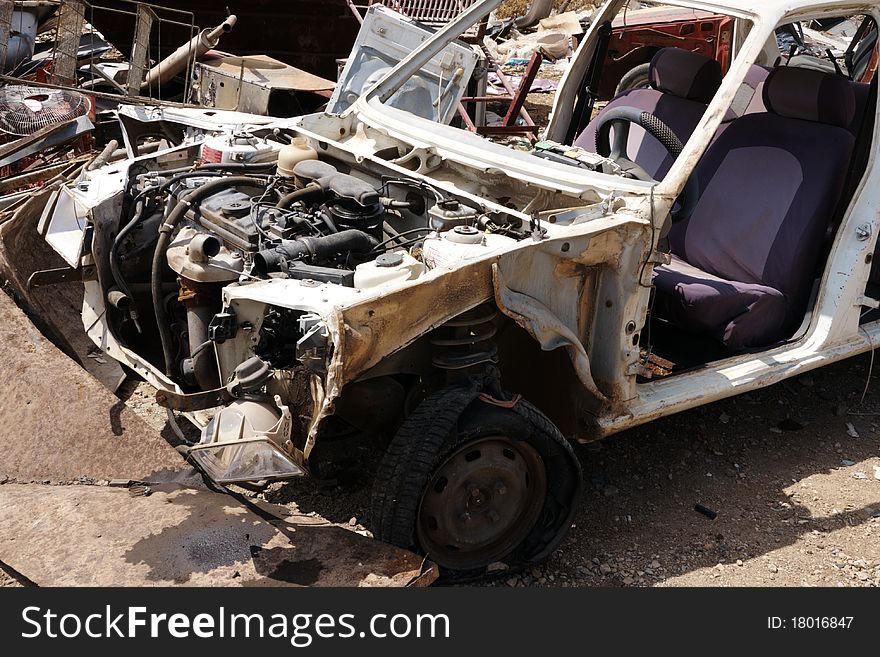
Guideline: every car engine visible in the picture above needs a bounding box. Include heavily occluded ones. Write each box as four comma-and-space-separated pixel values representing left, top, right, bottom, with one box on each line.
100, 129, 528, 482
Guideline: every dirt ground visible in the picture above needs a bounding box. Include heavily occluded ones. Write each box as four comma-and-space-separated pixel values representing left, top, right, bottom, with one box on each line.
49, 350, 869, 590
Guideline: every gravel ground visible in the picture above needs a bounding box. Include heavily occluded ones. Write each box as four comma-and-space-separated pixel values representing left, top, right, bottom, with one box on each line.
498, 355, 880, 588
113, 352, 880, 588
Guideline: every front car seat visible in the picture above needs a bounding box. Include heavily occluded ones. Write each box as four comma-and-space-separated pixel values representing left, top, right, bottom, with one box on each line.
574, 47, 722, 180
651, 66, 857, 351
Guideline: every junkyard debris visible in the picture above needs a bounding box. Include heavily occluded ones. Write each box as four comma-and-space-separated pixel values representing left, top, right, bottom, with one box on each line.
694, 504, 718, 520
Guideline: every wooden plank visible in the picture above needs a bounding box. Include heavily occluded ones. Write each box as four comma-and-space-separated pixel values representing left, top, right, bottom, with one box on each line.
125, 3, 155, 95
52, 0, 86, 84
0, 2, 14, 73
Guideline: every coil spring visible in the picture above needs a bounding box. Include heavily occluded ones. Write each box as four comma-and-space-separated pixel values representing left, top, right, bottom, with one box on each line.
430, 303, 499, 371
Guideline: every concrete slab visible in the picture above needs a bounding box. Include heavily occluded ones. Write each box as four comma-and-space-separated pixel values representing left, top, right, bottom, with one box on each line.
0, 483, 436, 587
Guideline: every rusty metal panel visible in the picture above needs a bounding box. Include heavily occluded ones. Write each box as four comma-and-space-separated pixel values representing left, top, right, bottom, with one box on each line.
0, 291, 185, 483
0, 484, 436, 587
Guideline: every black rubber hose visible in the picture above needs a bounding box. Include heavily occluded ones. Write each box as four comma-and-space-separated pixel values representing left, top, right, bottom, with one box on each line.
275, 182, 323, 210
253, 229, 377, 276
151, 175, 266, 378
127, 162, 273, 198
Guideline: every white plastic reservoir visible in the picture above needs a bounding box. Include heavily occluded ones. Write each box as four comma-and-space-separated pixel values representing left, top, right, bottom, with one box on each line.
422, 226, 515, 270
354, 250, 425, 290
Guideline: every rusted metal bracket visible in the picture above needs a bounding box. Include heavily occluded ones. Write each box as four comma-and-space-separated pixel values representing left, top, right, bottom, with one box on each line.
27, 266, 83, 288
155, 386, 234, 412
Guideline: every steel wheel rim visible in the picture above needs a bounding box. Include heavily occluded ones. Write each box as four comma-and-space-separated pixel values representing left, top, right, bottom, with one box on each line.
416, 436, 547, 570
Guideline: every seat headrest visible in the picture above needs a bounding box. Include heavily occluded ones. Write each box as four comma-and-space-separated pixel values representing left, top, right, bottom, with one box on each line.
649, 48, 722, 103
762, 66, 856, 127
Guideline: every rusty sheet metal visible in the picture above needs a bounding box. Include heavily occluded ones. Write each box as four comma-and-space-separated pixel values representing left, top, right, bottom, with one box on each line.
0, 290, 185, 483
0, 483, 437, 587
337, 262, 496, 384
200, 55, 335, 92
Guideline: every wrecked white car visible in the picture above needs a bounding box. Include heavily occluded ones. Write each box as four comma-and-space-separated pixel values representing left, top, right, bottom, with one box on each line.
36, 0, 880, 575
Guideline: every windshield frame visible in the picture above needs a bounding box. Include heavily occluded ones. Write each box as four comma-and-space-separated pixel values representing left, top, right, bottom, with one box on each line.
347, 0, 787, 205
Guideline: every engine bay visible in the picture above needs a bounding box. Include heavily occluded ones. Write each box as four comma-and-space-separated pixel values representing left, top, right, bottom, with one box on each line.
105, 129, 534, 394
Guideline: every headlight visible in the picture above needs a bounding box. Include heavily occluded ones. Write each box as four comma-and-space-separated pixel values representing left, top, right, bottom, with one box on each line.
190, 438, 303, 484
191, 398, 303, 484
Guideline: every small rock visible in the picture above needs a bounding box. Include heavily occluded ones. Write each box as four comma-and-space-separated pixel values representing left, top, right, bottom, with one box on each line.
846, 423, 860, 438
841, 459, 857, 467
853, 471, 868, 480
736, 559, 744, 567
599, 564, 612, 575
506, 577, 519, 587
874, 465, 880, 481
622, 576, 634, 585
650, 560, 661, 569
348, 517, 357, 526
768, 564, 779, 573
487, 562, 508, 573
719, 413, 731, 424
856, 571, 869, 581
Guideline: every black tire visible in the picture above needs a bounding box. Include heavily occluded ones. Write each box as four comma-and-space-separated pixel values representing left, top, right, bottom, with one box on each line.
615, 62, 651, 96
370, 386, 582, 573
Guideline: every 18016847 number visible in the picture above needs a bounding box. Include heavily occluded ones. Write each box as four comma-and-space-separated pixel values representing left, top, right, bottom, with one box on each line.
790, 617, 854, 629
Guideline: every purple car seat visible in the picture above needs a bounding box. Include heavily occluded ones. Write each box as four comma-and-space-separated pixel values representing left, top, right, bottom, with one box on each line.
575, 48, 722, 179
651, 66, 857, 351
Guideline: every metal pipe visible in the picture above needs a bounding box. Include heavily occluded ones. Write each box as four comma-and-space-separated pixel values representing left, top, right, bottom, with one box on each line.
184, 293, 220, 391
141, 14, 238, 90
107, 289, 131, 311
87, 139, 119, 171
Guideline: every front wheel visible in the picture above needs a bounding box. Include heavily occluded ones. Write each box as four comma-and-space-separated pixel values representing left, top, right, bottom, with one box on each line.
370, 387, 582, 574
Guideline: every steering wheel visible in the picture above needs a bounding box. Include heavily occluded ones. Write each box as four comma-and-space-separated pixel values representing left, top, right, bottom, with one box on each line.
594, 106, 699, 222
